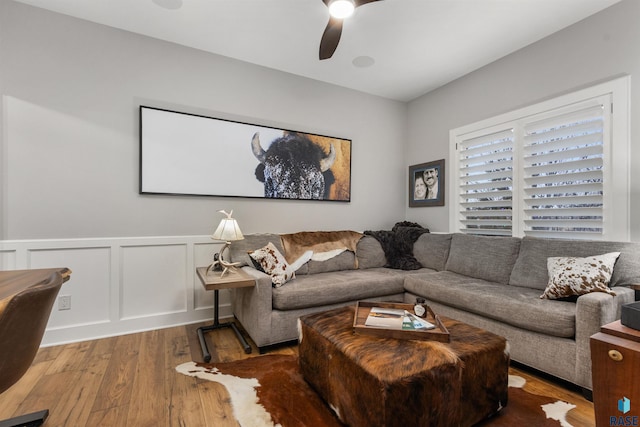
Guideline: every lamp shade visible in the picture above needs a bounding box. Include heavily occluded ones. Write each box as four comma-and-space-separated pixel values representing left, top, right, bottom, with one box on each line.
211, 209, 244, 242
212, 218, 244, 242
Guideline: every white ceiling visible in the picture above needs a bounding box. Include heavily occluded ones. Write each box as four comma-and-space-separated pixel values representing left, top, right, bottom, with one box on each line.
13, 0, 621, 102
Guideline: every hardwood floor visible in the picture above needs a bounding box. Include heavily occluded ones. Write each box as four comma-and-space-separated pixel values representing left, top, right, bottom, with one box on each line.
0, 321, 594, 426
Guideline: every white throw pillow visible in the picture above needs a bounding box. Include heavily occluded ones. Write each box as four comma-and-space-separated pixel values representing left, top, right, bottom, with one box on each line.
249, 243, 311, 287
540, 252, 620, 300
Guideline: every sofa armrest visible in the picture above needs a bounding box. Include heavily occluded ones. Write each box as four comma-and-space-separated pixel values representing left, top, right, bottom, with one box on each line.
574, 286, 635, 388
230, 266, 274, 348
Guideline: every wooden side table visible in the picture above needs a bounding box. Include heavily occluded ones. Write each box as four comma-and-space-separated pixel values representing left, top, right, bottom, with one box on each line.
591, 320, 640, 426
196, 267, 255, 361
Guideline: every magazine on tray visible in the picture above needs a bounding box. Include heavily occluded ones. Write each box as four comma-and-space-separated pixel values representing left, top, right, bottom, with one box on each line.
364, 307, 436, 330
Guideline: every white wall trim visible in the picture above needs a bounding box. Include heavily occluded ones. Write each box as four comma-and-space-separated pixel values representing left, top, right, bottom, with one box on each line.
0, 235, 229, 346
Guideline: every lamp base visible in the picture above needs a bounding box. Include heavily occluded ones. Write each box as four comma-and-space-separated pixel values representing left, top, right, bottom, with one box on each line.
207, 259, 242, 278
207, 242, 242, 278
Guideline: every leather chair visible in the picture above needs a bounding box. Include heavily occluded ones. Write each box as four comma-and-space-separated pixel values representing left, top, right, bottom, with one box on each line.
0, 268, 70, 427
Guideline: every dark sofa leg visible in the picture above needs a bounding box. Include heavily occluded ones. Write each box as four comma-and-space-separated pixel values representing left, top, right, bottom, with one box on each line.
258, 339, 299, 355
0, 409, 49, 427
582, 388, 593, 402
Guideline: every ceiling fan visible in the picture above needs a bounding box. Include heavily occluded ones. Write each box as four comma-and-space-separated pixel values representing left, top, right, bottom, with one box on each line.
319, 0, 383, 60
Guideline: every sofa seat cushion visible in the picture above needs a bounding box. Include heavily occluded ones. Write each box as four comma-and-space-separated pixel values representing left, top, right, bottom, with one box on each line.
404, 273, 576, 338
272, 268, 405, 311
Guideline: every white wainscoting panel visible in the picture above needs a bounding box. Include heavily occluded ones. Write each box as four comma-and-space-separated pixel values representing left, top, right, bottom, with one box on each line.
29, 246, 111, 328
120, 243, 188, 320
0, 250, 17, 269
0, 236, 233, 346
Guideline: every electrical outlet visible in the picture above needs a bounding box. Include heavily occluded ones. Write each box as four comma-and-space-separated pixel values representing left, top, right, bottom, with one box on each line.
58, 295, 71, 311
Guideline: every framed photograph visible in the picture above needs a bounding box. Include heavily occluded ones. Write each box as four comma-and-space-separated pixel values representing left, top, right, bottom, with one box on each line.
409, 160, 445, 207
139, 106, 351, 202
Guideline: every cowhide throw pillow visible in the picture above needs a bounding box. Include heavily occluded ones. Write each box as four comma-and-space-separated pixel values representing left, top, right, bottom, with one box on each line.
249, 242, 311, 287
540, 252, 620, 300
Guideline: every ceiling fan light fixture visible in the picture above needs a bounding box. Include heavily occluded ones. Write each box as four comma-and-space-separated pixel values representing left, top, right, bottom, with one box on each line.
328, 0, 355, 19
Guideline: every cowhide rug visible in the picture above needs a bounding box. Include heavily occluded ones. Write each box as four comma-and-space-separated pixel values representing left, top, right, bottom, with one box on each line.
176, 354, 579, 427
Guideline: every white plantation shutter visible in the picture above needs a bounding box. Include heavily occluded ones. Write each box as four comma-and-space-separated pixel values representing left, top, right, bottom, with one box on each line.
450, 77, 629, 241
457, 128, 514, 236
522, 100, 608, 238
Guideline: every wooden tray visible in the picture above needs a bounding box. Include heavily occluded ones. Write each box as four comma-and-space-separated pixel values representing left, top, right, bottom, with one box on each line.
353, 301, 450, 342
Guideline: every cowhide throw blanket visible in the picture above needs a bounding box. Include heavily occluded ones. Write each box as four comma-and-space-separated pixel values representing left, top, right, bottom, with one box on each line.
176, 355, 579, 427
280, 230, 363, 265
365, 221, 430, 270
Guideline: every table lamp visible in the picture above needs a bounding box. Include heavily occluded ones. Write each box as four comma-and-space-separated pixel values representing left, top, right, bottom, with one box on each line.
207, 210, 244, 277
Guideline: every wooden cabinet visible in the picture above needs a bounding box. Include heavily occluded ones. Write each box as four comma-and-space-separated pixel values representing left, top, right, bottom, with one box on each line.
591, 321, 640, 426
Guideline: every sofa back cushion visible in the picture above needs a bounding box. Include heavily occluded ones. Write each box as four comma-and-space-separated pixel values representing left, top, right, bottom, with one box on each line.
445, 234, 521, 284
305, 251, 357, 274
355, 236, 387, 269
413, 233, 452, 271
509, 236, 640, 290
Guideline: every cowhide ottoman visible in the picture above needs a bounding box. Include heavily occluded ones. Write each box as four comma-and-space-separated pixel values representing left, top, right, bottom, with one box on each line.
298, 305, 509, 427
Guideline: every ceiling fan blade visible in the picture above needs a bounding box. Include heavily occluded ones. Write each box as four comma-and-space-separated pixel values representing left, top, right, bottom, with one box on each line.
322, 0, 381, 6
354, 0, 382, 6
318, 0, 381, 60
319, 17, 343, 60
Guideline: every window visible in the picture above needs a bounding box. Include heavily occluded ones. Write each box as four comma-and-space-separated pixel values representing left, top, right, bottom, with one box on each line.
457, 127, 514, 235
450, 76, 629, 241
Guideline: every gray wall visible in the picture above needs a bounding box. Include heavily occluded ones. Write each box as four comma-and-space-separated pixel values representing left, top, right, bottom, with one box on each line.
3, 0, 638, 242
0, 1, 407, 240
406, 0, 640, 240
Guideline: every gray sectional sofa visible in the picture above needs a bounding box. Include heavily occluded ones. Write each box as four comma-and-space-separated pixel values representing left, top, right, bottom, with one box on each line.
229, 231, 639, 391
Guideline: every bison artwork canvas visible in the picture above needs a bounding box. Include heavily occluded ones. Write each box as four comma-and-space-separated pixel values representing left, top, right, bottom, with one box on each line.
139, 106, 351, 201
251, 132, 350, 201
